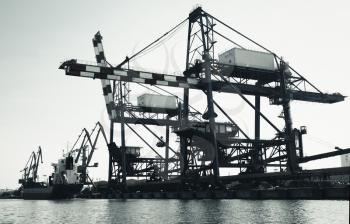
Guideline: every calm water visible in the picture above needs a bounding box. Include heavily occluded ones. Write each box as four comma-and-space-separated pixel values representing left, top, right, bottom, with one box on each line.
0, 199, 348, 224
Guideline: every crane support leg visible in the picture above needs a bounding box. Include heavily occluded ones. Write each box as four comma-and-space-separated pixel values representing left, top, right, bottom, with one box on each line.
280, 61, 299, 172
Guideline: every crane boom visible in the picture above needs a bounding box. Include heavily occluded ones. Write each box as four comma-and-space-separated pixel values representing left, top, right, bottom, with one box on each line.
59, 60, 345, 104
92, 32, 116, 120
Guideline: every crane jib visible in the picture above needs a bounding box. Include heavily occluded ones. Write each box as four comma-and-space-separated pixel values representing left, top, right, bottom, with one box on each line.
59, 60, 345, 104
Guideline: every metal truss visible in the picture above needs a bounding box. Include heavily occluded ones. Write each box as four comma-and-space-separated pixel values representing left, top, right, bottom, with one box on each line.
59, 7, 346, 190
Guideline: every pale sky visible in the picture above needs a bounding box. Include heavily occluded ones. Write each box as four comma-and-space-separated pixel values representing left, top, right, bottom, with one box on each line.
1, 0, 349, 189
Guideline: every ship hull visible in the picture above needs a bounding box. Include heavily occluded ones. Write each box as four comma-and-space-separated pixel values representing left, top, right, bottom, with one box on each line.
22, 184, 83, 199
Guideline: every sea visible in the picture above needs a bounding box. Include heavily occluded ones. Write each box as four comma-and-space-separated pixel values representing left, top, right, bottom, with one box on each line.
0, 199, 348, 224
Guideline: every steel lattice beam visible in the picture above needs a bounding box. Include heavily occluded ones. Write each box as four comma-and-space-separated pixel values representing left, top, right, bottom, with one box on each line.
59, 60, 345, 104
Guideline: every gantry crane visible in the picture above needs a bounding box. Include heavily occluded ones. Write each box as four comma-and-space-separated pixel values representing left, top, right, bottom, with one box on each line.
59, 7, 348, 191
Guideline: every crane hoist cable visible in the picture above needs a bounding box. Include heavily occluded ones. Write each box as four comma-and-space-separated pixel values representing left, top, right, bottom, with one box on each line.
204, 11, 323, 94
131, 23, 185, 62
137, 83, 163, 95
129, 18, 187, 61
217, 73, 282, 134
116, 17, 188, 69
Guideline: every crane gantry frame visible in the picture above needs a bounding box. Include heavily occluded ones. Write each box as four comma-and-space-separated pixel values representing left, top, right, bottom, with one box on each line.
59, 7, 346, 191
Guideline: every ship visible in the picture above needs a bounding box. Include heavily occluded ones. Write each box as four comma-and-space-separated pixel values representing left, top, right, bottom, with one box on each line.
19, 148, 83, 199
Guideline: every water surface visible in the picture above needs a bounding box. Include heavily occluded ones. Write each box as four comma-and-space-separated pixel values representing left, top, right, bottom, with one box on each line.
0, 199, 348, 224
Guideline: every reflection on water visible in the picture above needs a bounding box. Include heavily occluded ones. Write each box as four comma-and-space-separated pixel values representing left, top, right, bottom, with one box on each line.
0, 199, 348, 224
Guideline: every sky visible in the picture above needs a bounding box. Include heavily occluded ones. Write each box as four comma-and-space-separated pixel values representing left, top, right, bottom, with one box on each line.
0, 0, 349, 189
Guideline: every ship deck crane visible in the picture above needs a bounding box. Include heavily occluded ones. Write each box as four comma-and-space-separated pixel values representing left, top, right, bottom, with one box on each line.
19, 146, 43, 185
69, 122, 108, 185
